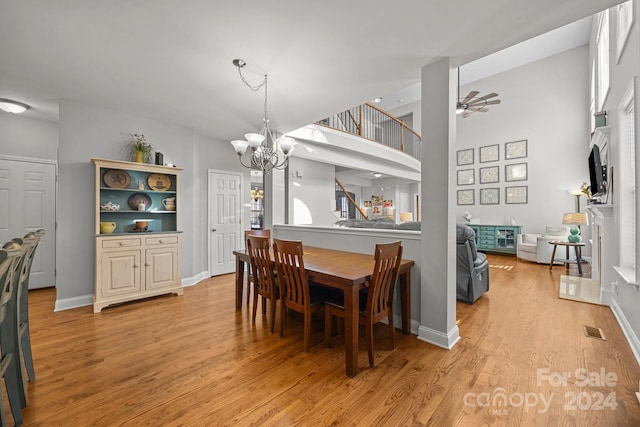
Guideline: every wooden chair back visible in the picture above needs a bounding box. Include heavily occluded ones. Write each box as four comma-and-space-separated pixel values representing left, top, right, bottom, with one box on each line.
246, 235, 274, 297
366, 241, 403, 323
0, 245, 21, 323
244, 229, 271, 245
246, 234, 278, 332
273, 239, 310, 313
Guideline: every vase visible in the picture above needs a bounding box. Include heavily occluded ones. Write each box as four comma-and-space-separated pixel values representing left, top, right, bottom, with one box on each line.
135, 150, 144, 163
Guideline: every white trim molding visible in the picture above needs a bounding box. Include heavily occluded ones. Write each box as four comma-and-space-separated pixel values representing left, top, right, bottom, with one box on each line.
417, 325, 461, 350
610, 298, 640, 366
54, 294, 93, 312
182, 271, 210, 287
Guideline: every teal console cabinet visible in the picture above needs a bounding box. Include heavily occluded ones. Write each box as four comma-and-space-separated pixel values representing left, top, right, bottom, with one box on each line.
468, 225, 521, 255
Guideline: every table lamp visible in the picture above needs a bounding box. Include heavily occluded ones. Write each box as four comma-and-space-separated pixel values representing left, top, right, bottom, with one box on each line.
399, 212, 413, 223
562, 212, 589, 243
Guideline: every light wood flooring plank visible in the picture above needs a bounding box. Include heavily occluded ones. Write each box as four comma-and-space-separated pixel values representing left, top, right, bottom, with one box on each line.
7, 254, 640, 426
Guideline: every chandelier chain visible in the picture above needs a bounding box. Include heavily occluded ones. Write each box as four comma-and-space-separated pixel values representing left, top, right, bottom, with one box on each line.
236, 66, 269, 128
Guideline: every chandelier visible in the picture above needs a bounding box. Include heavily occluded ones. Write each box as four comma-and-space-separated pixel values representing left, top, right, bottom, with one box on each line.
229, 59, 295, 174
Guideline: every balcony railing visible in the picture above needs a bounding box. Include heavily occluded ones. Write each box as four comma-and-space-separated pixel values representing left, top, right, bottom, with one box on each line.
316, 102, 421, 160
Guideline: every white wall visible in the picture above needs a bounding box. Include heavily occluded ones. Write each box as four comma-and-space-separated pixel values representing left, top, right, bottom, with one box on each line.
594, 0, 640, 361
455, 46, 590, 236
56, 100, 197, 305
288, 157, 339, 226
0, 113, 58, 160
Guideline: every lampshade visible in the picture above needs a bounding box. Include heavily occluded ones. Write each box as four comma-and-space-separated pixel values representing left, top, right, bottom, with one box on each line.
562, 212, 589, 226
230, 139, 249, 155
399, 212, 413, 222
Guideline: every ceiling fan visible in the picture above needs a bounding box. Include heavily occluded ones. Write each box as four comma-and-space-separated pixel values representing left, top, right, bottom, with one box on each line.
456, 68, 501, 118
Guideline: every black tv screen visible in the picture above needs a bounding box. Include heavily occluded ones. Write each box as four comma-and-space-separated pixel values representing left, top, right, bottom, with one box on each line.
589, 145, 606, 197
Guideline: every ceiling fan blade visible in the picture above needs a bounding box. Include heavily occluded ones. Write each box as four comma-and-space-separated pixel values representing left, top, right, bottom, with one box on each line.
483, 100, 501, 105
478, 92, 499, 101
477, 107, 490, 112
461, 91, 479, 104
461, 111, 471, 118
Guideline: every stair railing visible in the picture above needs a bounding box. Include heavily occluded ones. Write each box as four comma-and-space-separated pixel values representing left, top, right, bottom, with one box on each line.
317, 102, 421, 160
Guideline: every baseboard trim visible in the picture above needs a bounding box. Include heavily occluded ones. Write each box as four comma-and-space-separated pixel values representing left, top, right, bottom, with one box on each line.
182, 271, 210, 287
610, 298, 640, 367
54, 294, 93, 312
417, 324, 460, 349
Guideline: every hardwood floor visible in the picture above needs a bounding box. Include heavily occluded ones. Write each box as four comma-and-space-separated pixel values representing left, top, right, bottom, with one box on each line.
12, 254, 640, 426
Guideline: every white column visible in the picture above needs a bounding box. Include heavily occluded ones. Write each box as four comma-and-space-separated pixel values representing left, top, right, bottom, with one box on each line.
417, 58, 460, 349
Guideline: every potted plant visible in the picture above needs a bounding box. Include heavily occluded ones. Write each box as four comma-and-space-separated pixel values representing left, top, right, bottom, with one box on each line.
124, 133, 153, 163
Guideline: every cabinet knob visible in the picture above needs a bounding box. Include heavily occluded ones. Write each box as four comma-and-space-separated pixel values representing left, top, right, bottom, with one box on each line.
119, 242, 124, 246
211, 228, 217, 232
133, 264, 138, 268
145, 263, 151, 267
159, 239, 163, 243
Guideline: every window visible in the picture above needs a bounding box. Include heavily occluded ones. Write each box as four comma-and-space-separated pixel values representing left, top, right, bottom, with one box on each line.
618, 79, 636, 272
596, 10, 610, 111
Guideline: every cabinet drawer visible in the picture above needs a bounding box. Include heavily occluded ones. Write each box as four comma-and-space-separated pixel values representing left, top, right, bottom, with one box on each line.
102, 238, 142, 248
146, 235, 179, 246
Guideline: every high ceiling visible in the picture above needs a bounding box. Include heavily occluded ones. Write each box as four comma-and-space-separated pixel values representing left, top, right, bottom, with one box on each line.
0, 1, 620, 143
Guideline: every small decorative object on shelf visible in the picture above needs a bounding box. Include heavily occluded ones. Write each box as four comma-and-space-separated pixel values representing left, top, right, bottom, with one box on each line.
463, 211, 472, 224
123, 133, 154, 163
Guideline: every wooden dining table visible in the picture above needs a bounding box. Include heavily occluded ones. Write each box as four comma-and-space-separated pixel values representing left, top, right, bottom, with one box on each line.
233, 245, 414, 377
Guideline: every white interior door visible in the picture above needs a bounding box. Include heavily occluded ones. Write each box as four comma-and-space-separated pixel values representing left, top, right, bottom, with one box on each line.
0, 157, 56, 288
208, 170, 241, 276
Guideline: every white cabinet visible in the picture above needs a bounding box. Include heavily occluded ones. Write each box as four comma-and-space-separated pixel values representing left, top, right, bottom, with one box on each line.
94, 234, 182, 312
91, 158, 183, 313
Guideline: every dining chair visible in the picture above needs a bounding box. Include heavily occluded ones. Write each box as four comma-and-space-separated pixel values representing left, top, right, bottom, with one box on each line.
324, 240, 403, 368
246, 234, 279, 333
13, 229, 45, 403
243, 229, 271, 306
0, 242, 26, 426
273, 239, 334, 352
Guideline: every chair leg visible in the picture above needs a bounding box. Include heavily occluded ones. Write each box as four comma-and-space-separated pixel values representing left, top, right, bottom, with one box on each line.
366, 318, 375, 368
303, 311, 311, 352
20, 322, 35, 381
324, 306, 332, 348
2, 355, 24, 426
280, 300, 286, 337
388, 309, 395, 350
269, 298, 277, 333
252, 292, 259, 324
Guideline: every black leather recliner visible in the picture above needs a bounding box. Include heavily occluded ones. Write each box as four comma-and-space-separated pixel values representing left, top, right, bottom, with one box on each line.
456, 224, 490, 303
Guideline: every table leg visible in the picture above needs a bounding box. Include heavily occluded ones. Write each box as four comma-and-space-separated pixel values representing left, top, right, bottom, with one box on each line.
235, 257, 245, 310
576, 246, 583, 275
549, 244, 558, 270
343, 285, 359, 377
399, 269, 410, 335
565, 246, 570, 270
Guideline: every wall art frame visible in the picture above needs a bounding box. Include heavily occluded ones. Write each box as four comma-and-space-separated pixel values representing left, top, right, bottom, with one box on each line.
480, 188, 500, 205
479, 166, 499, 184
505, 163, 528, 182
505, 140, 528, 160
479, 144, 499, 163
457, 148, 474, 166
505, 186, 528, 204
457, 189, 474, 205
457, 169, 474, 186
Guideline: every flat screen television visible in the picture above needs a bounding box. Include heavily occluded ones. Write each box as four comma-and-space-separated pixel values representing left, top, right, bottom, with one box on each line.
588, 145, 607, 197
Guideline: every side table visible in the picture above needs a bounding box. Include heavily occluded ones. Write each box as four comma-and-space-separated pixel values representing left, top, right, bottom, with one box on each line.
548, 241, 586, 275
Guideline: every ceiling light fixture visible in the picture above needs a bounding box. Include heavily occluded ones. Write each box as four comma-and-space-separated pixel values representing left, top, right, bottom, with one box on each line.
373, 97, 383, 103
229, 59, 295, 174
373, 172, 382, 178
0, 98, 30, 114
